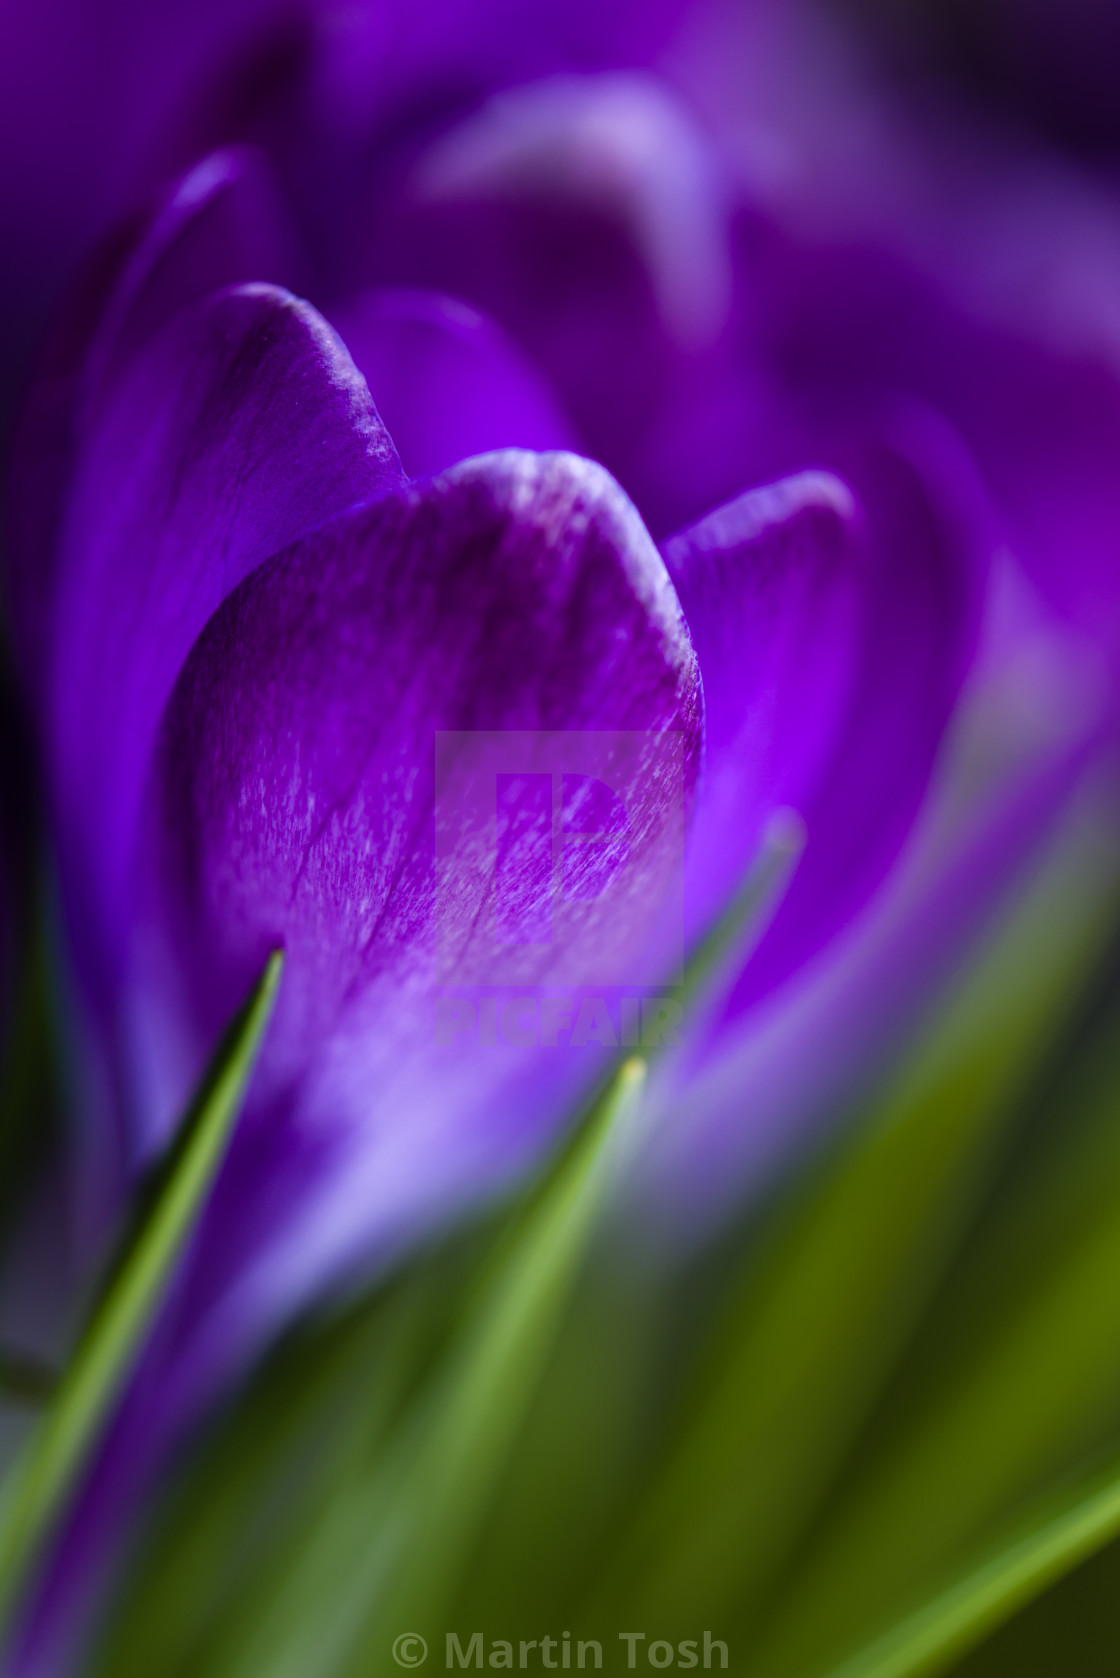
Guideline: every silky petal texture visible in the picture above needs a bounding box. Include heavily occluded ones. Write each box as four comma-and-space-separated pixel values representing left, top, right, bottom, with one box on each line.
664, 469, 861, 939
5, 147, 296, 691
380, 70, 1001, 1007
49, 282, 403, 1011
329, 288, 577, 477
124, 447, 700, 1391
5, 440, 701, 1678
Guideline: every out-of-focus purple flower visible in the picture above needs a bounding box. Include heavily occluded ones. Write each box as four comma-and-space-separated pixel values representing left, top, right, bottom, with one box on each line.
668, 0, 1120, 661
0, 0, 694, 433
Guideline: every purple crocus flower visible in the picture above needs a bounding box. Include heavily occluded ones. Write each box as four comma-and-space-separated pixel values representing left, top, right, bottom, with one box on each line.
2, 134, 989, 1414
0, 134, 989, 1677
5, 0, 1120, 1413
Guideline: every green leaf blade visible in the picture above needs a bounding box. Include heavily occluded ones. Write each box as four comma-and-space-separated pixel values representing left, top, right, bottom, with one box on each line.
0, 950, 284, 1644
819, 1448, 1120, 1678
199, 1054, 648, 1678
606, 795, 1120, 1638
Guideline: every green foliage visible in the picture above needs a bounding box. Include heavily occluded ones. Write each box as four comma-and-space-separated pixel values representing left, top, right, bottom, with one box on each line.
11, 792, 1120, 1678
77, 799, 1120, 1677
811, 1446, 1120, 1678
0, 951, 283, 1654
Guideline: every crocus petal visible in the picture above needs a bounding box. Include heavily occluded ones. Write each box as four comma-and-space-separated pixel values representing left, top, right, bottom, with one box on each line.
663, 468, 861, 937
48, 282, 403, 1007
357, 73, 732, 504
126, 446, 699, 1385
723, 424, 987, 1021
308, 0, 698, 138
739, 226, 1120, 672
658, 412, 986, 1030
414, 73, 732, 349
328, 287, 576, 477
5, 147, 294, 687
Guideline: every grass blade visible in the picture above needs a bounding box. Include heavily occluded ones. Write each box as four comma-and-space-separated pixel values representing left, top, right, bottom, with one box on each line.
0, 950, 283, 1642
213, 1055, 648, 1678
816, 1448, 1120, 1678
605, 797, 1120, 1635
748, 970, 1120, 1676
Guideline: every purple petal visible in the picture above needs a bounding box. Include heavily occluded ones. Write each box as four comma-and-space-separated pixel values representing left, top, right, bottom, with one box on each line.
5, 148, 294, 689
123, 448, 699, 1382
413, 74, 732, 349
352, 74, 732, 507
329, 288, 577, 477
48, 282, 403, 1010
309, 0, 697, 125
659, 415, 986, 1028
740, 228, 1120, 670
663, 469, 861, 937
723, 423, 988, 1021
370, 63, 1120, 670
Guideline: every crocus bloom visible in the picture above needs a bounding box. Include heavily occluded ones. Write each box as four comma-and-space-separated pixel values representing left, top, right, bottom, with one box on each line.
2, 132, 990, 1416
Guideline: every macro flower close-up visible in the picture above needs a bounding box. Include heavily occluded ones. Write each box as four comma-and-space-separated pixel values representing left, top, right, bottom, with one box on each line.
1, 3, 1120, 1676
